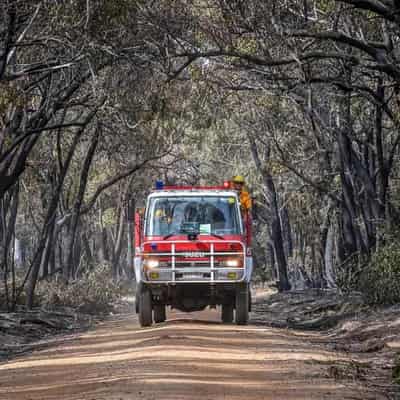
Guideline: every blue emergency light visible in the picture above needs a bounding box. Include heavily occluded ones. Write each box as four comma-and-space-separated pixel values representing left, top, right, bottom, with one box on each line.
155, 180, 164, 190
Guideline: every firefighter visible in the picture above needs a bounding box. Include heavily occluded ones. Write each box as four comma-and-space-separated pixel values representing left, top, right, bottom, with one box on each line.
154, 206, 166, 235
154, 203, 172, 235
231, 175, 252, 212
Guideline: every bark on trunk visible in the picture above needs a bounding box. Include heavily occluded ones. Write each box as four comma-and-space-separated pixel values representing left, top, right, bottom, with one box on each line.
112, 204, 125, 280
247, 133, 290, 291
324, 223, 336, 288
1, 183, 19, 310
65, 129, 99, 281
26, 125, 84, 308
281, 205, 293, 259
40, 220, 56, 279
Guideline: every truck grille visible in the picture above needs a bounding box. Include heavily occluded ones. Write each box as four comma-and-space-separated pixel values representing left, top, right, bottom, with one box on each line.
142, 240, 245, 283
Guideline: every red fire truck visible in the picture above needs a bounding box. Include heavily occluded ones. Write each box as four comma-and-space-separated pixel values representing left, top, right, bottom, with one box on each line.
134, 182, 253, 327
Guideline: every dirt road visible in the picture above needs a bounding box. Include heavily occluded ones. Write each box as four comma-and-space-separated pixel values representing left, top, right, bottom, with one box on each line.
0, 308, 386, 400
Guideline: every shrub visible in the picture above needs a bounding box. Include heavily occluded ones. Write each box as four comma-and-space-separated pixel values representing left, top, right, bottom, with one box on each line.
37, 265, 123, 314
358, 242, 400, 305
0, 272, 30, 310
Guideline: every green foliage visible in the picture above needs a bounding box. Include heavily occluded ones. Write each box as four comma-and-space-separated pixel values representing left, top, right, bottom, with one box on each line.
102, 207, 117, 227
235, 36, 258, 55
0, 82, 24, 115
358, 242, 400, 305
37, 266, 122, 314
335, 254, 364, 294
315, 0, 336, 13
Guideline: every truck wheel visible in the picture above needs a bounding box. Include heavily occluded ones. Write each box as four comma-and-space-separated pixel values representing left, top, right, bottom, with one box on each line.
135, 291, 139, 313
248, 289, 252, 312
154, 304, 166, 323
221, 304, 234, 323
235, 283, 249, 325
135, 282, 142, 314
139, 289, 153, 327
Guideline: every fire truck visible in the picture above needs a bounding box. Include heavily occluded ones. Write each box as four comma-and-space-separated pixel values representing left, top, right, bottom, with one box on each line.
133, 181, 253, 327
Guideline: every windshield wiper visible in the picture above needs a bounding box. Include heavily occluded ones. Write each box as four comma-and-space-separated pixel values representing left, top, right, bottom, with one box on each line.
162, 232, 180, 240
209, 233, 224, 240
163, 232, 224, 240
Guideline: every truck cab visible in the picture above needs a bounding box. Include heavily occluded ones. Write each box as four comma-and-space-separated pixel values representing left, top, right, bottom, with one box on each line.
134, 183, 253, 326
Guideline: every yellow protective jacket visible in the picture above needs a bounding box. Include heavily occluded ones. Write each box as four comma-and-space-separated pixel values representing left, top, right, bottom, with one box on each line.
239, 189, 252, 211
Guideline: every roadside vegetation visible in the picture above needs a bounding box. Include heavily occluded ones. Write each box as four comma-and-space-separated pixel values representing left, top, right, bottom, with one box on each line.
358, 240, 400, 306
36, 265, 124, 313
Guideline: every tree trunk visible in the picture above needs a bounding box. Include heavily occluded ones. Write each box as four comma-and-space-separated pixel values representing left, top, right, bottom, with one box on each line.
126, 217, 134, 279
81, 231, 94, 267
65, 129, 99, 281
324, 223, 336, 288
281, 205, 293, 259
267, 242, 276, 280
375, 77, 388, 219
26, 125, 84, 308
112, 203, 125, 280
1, 183, 19, 311
40, 219, 56, 279
247, 133, 290, 291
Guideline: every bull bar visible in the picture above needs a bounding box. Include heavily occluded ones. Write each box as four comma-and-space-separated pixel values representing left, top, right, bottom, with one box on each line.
141, 240, 247, 284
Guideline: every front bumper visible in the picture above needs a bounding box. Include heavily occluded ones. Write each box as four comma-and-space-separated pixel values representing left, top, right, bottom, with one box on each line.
135, 240, 252, 284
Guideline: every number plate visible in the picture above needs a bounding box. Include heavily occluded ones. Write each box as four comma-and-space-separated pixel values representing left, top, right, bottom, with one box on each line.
183, 273, 203, 279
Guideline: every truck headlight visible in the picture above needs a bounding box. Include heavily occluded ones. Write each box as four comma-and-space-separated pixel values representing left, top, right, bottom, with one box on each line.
225, 258, 242, 267
144, 258, 159, 268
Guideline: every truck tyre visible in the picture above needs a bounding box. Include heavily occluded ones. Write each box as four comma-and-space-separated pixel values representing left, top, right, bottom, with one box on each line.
235, 283, 249, 325
221, 304, 234, 323
135, 282, 143, 314
139, 289, 153, 327
248, 289, 252, 312
154, 304, 166, 323
135, 291, 139, 313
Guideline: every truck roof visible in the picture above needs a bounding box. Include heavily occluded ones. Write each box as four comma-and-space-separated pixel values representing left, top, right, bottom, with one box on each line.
148, 189, 239, 198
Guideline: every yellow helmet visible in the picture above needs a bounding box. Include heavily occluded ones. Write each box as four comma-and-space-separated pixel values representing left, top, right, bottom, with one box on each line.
232, 175, 245, 184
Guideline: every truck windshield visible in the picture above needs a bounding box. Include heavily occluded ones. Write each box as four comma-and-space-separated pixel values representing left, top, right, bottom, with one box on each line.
146, 196, 242, 236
